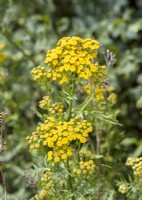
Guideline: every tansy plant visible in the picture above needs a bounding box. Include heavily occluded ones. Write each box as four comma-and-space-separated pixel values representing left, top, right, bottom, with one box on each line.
118, 157, 142, 200
117, 157, 142, 200
26, 36, 118, 200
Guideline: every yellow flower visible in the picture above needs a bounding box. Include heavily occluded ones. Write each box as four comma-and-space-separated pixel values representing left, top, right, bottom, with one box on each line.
61, 153, 67, 160
62, 138, 68, 145
48, 141, 54, 147
48, 151, 53, 157
33, 136, 38, 141
52, 135, 58, 142
47, 156, 52, 161
56, 141, 63, 147
82, 132, 88, 137
80, 165, 85, 169
79, 161, 84, 165
84, 162, 89, 167
76, 170, 81, 175
83, 170, 87, 174
54, 156, 60, 162
30, 144, 35, 149
118, 184, 128, 194
43, 141, 47, 146
89, 160, 94, 164
35, 143, 40, 148
80, 137, 87, 143
87, 166, 91, 170
67, 151, 72, 157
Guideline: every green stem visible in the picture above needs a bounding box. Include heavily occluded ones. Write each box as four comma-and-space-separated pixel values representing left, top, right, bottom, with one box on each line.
76, 93, 92, 113
96, 120, 101, 155
77, 142, 81, 163
66, 159, 75, 200
66, 75, 76, 121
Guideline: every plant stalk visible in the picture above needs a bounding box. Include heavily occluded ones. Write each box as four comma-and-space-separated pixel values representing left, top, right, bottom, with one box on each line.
66, 75, 76, 121
96, 123, 101, 155
66, 159, 75, 200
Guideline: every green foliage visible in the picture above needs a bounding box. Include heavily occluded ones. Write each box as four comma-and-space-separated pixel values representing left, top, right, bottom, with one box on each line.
0, 0, 142, 199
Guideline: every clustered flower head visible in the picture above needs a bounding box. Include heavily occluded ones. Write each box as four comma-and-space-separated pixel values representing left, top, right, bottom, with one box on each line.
125, 157, 138, 166
38, 171, 53, 200
106, 86, 117, 104
107, 92, 117, 104
79, 149, 94, 160
40, 171, 52, 184
73, 160, 95, 175
26, 116, 93, 163
83, 82, 117, 102
31, 36, 106, 85
31, 66, 48, 83
39, 96, 52, 109
38, 189, 48, 200
118, 184, 128, 194
95, 88, 105, 100
83, 83, 105, 100
126, 157, 142, 182
39, 96, 64, 115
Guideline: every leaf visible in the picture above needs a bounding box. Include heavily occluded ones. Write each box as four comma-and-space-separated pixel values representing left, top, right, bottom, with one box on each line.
128, 19, 142, 34
130, 142, 142, 157
107, 190, 116, 200
89, 110, 121, 125
121, 138, 138, 146
136, 96, 142, 109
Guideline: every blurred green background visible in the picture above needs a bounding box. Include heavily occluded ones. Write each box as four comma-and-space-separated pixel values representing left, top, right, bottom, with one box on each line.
0, 0, 142, 199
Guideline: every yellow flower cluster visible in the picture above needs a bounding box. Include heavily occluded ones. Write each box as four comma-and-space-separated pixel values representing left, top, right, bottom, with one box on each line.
83, 83, 105, 100
0, 43, 7, 63
95, 88, 105, 100
126, 157, 142, 182
26, 116, 93, 162
32, 37, 107, 85
41, 171, 52, 183
125, 157, 137, 166
107, 86, 117, 104
39, 96, 64, 115
38, 171, 53, 200
73, 160, 95, 175
107, 92, 117, 104
83, 82, 117, 107
38, 189, 48, 200
118, 184, 128, 194
83, 83, 117, 103
39, 96, 51, 109
31, 66, 48, 83
79, 149, 94, 160
83, 83, 92, 94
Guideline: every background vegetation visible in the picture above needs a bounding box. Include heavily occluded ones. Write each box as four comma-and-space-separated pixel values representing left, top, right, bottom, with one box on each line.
0, 0, 142, 199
